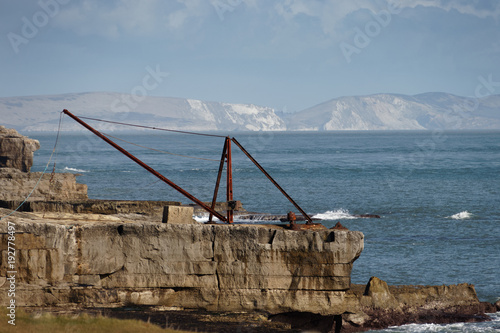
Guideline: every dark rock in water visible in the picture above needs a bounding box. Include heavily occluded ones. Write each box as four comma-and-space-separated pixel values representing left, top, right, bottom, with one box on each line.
0, 125, 40, 172
271, 277, 496, 333
354, 214, 381, 218
340, 277, 495, 332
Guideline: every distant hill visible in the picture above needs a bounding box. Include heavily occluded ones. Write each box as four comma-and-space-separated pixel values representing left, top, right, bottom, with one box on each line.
0, 92, 286, 132
1, 92, 499, 131
284, 92, 500, 130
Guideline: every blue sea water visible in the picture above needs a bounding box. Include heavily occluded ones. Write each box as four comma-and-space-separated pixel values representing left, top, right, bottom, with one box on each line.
28, 128, 500, 332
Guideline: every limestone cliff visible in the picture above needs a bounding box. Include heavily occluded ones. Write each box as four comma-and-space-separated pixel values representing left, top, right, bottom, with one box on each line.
0, 211, 364, 316
1, 210, 495, 332
0, 126, 88, 203
0, 126, 40, 172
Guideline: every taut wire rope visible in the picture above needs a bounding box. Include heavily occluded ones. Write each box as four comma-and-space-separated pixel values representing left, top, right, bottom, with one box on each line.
76, 116, 227, 138
101, 132, 220, 162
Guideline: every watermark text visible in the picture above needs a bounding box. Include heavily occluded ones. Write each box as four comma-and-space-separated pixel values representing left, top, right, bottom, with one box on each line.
7, 0, 71, 54
6, 221, 17, 326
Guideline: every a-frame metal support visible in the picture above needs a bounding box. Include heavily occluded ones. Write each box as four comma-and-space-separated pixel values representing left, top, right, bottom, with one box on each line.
209, 137, 234, 223
208, 137, 234, 223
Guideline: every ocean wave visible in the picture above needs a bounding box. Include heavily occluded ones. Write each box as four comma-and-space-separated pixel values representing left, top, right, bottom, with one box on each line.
383, 314, 500, 332
193, 214, 222, 223
312, 209, 358, 220
193, 214, 208, 223
447, 211, 473, 219
63, 166, 88, 173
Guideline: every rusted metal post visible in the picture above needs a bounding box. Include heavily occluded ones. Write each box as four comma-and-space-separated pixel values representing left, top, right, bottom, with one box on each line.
62, 109, 228, 223
231, 137, 313, 224
209, 138, 228, 223
226, 137, 234, 223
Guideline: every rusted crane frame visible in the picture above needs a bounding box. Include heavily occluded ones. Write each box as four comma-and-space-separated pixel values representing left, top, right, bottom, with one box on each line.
231, 137, 313, 224
62, 109, 228, 223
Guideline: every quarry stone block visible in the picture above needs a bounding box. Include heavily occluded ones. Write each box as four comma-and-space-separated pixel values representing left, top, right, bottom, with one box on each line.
162, 205, 195, 224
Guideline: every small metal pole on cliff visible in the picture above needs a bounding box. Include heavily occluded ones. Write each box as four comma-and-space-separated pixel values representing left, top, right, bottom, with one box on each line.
226, 137, 233, 224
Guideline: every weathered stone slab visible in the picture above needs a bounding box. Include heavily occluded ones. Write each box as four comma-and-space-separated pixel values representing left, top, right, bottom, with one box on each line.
0, 168, 88, 201
76, 224, 125, 275
0, 214, 364, 315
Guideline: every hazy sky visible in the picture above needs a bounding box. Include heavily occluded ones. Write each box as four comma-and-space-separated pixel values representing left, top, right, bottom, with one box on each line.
1, 0, 499, 112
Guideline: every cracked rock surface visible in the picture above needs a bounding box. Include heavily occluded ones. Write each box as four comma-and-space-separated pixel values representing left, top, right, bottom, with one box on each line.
0, 126, 40, 172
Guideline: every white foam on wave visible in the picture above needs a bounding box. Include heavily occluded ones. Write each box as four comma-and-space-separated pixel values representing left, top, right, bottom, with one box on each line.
63, 166, 88, 173
447, 211, 473, 219
193, 214, 228, 223
384, 314, 500, 332
387, 322, 466, 332
312, 209, 358, 220
193, 214, 210, 223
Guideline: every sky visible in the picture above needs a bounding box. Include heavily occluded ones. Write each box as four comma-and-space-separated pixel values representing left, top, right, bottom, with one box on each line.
1, 0, 499, 112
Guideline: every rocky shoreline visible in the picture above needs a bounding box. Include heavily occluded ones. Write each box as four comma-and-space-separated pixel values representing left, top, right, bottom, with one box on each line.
2, 206, 497, 332
1, 126, 498, 332
20, 284, 499, 333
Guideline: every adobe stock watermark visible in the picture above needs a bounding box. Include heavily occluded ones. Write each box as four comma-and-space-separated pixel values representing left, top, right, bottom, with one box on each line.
474, 74, 500, 99
440, 73, 500, 129
340, 3, 402, 64
5, 221, 17, 326
111, 64, 169, 114
7, 0, 71, 54
210, 0, 245, 21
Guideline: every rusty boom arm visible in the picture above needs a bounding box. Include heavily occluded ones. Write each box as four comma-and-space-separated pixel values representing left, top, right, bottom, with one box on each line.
62, 109, 228, 223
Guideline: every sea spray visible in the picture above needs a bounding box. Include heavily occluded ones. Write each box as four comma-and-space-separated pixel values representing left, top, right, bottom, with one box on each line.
447, 211, 473, 220
312, 209, 358, 220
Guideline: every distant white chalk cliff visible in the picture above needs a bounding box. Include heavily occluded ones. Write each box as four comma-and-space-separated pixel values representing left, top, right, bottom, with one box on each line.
1, 92, 498, 131
0, 92, 286, 132
284, 92, 500, 130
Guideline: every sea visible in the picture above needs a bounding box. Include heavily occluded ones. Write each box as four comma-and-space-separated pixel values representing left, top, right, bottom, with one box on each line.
28, 128, 500, 333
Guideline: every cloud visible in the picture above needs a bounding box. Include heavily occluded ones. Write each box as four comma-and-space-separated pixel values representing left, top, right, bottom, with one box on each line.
52, 0, 212, 39
46, 0, 500, 43
165, 0, 212, 31
392, 0, 500, 19
273, 0, 395, 40
272, 0, 499, 40
274, 0, 322, 20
